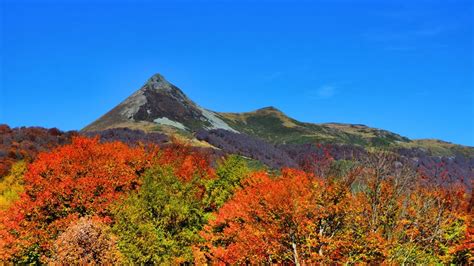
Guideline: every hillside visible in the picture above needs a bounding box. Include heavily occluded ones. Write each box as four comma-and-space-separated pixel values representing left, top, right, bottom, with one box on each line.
83, 73, 473, 157
219, 107, 409, 146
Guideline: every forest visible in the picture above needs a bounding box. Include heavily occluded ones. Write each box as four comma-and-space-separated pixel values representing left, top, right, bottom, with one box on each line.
0, 125, 472, 264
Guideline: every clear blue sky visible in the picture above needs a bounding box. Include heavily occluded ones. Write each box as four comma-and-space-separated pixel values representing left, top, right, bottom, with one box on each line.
1, 0, 473, 146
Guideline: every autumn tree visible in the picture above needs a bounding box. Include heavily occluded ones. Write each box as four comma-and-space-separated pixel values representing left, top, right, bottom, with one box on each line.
157, 143, 215, 182
112, 165, 210, 264
0, 161, 27, 210
112, 154, 252, 264
389, 181, 470, 264
203, 154, 250, 211
357, 150, 417, 239
353, 150, 471, 264
299, 144, 334, 178
201, 169, 387, 264
49, 216, 122, 264
0, 136, 155, 263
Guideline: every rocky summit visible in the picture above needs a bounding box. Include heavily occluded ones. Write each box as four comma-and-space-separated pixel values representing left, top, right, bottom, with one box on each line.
83, 73, 236, 133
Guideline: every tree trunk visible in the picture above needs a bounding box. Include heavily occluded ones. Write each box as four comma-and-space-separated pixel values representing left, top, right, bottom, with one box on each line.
292, 241, 300, 266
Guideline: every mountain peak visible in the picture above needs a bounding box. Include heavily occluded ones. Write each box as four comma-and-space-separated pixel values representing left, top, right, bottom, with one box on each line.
147, 73, 166, 83
256, 106, 283, 113
83, 72, 238, 133
143, 73, 175, 92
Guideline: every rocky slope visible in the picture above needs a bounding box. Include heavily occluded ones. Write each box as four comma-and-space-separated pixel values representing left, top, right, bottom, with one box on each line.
83, 74, 236, 134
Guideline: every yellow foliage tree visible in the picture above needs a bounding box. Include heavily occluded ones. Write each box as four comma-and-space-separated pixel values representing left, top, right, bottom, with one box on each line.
0, 161, 27, 210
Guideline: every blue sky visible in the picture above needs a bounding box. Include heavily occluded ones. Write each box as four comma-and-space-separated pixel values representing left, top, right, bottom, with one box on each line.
1, 0, 473, 146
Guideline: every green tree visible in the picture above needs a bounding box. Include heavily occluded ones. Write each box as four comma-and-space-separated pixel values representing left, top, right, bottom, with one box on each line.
112, 166, 206, 264
204, 155, 249, 210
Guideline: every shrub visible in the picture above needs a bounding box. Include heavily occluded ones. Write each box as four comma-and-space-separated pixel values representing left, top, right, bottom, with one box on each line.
49, 216, 122, 264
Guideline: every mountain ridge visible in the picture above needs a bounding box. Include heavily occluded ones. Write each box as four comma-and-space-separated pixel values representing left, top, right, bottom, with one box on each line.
83, 73, 473, 157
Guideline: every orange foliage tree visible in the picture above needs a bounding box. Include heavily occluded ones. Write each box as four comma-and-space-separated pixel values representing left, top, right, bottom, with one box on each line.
0, 137, 158, 263
157, 143, 215, 183
201, 168, 387, 264
389, 180, 471, 263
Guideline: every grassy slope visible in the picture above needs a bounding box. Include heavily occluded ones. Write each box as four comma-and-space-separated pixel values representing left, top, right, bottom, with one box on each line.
218, 107, 474, 157
400, 139, 474, 157
218, 107, 406, 146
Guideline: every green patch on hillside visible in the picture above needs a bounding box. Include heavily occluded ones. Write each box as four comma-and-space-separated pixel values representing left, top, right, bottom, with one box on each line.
401, 139, 474, 157
219, 109, 414, 148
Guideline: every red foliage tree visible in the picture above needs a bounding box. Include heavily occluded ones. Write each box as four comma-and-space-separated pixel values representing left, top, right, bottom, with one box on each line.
299, 144, 334, 178
158, 143, 215, 183
0, 136, 156, 262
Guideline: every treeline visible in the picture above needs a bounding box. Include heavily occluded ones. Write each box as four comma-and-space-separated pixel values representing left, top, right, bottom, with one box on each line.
0, 125, 75, 177
0, 136, 472, 264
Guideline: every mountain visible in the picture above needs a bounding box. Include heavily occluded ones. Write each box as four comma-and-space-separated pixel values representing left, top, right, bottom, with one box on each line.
83, 74, 236, 133
83, 73, 473, 157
